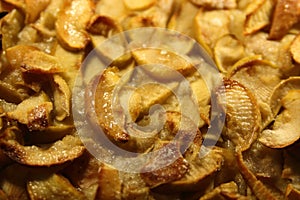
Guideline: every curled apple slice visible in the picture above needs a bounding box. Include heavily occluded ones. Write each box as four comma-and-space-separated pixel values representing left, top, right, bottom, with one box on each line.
228, 57, 281, 128
87, 15, 121, 37
217, 79, 261, 151
52, 75, 71, 121
195, 10, 230, 53
269, 77, 300, 116
91, 67, 130, 143
259, 90, 300, 148
55, 0, 94, 51
214, 35, 245, 73
0, 127, 85, 166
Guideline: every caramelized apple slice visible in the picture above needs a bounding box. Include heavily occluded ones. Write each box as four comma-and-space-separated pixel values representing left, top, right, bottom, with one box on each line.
87, 15, 121, 37
1, 9, 24, 50
6, 45, 64, 73
0, 127, 85, 166
6, 92, 52, 131
91, 67, 130, 143
55, 0, 94, 51
217, 79, 261, 151
228, 58, 281, 128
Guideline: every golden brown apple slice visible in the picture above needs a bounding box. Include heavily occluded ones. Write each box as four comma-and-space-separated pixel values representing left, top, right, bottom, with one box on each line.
228, 57, 281, 128
1, 9, 24, 50
132, 48, 195, 76
6, 45, 64, 73
217, 79, 261, 151
167, 1, 199, 37
55, 0, 94, 51
92, 67, 130, 143
119, 171, 152, 199
0, 127, 85, 166
87, 15, 121, 37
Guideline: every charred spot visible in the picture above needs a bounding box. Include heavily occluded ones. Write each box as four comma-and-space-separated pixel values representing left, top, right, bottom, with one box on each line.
27, 105, 50, 131
115, 131, 130, 143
